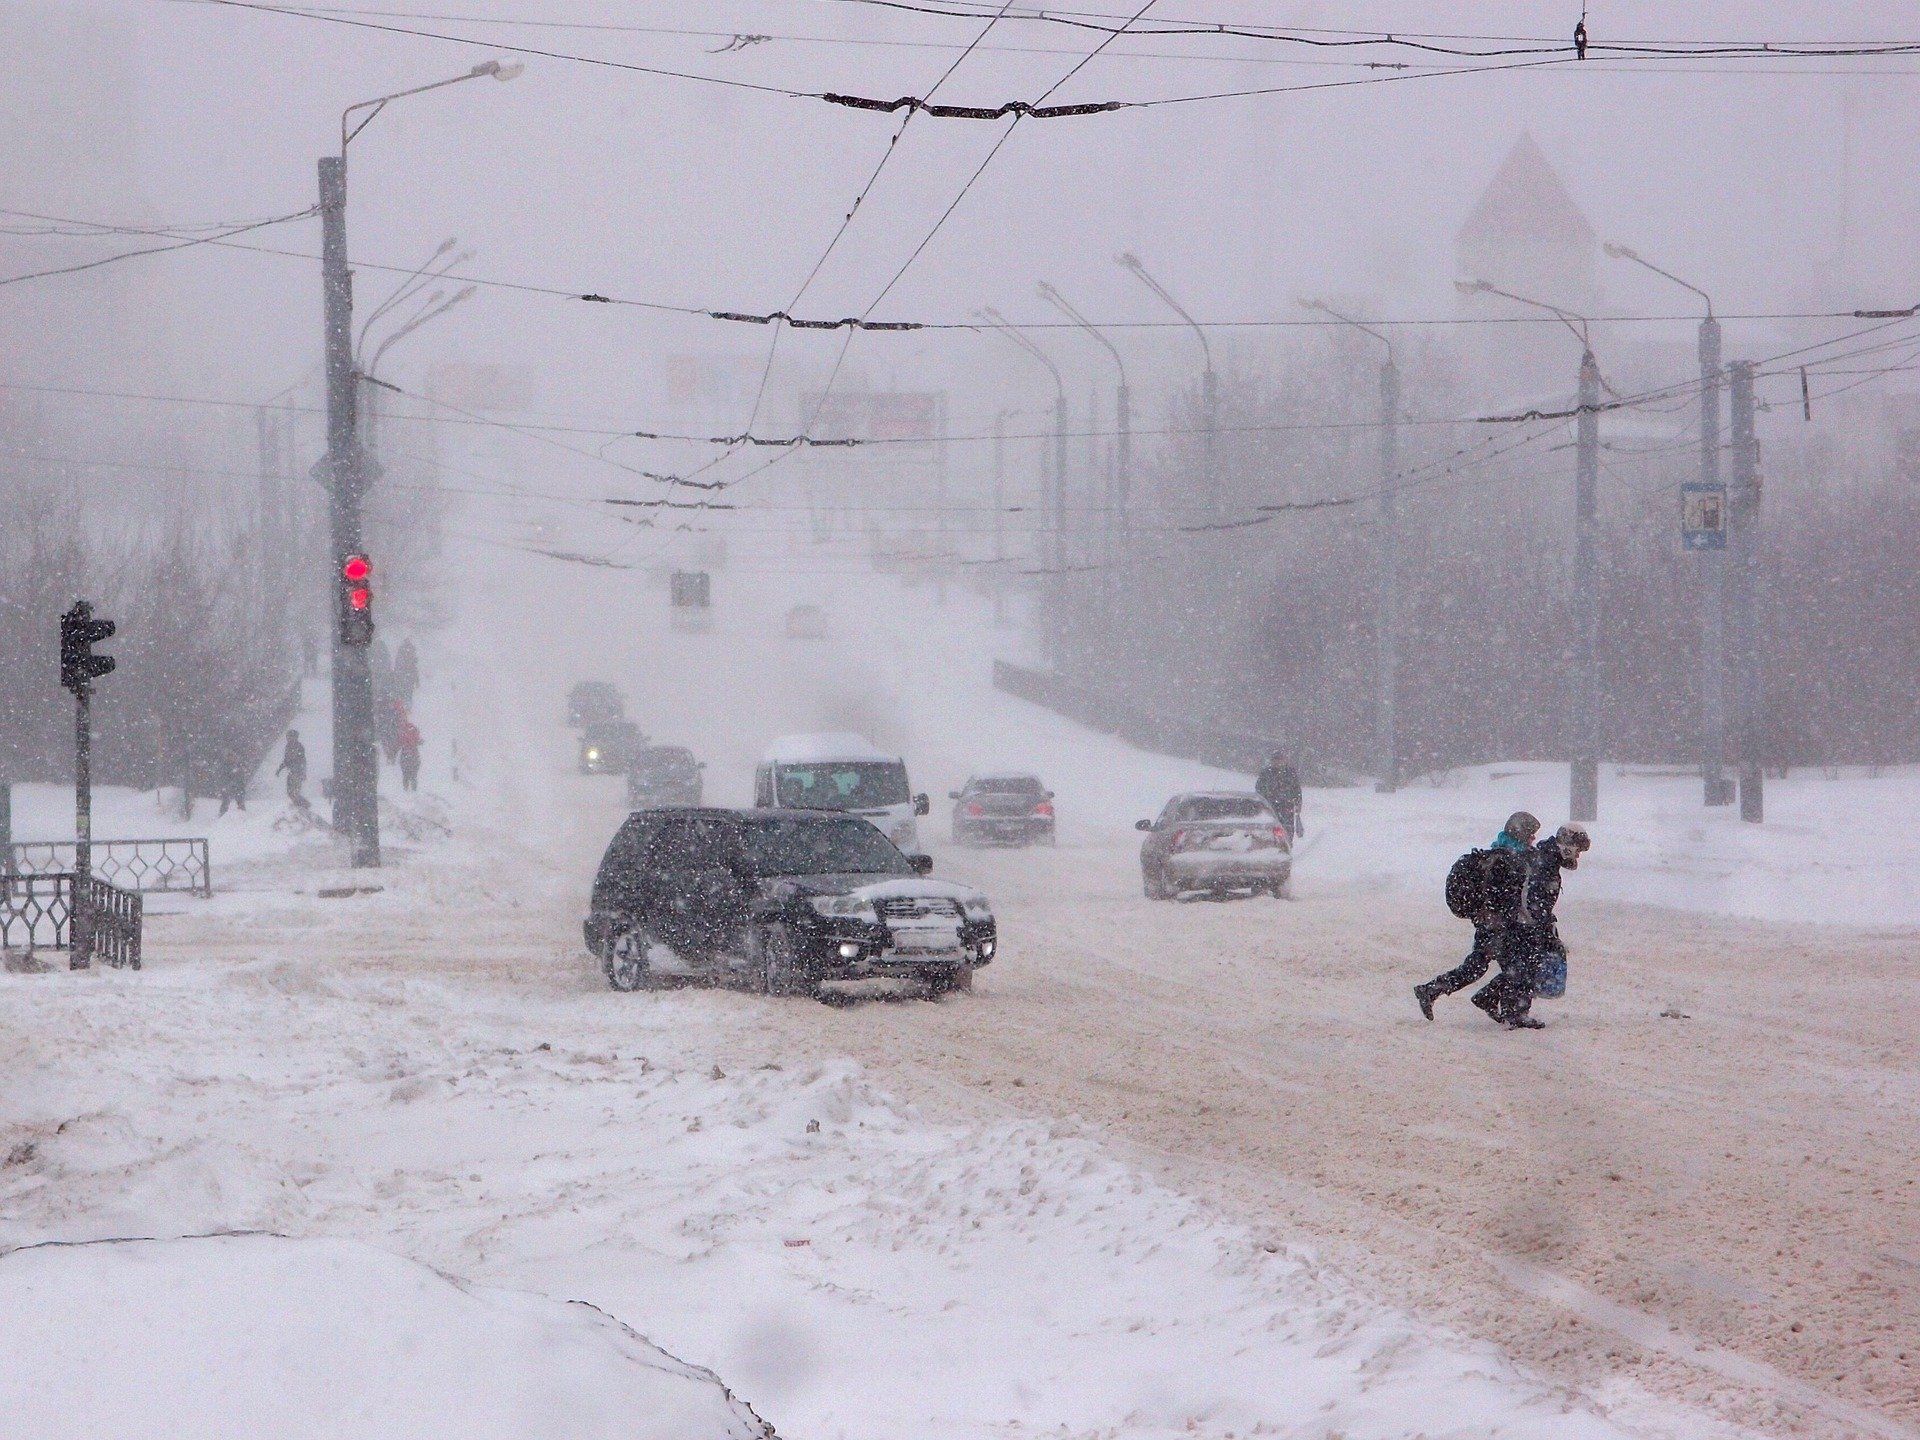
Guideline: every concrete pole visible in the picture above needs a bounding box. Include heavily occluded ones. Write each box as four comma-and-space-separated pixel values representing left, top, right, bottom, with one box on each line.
1729, 360, 1764, 822
1201, 368, 1220, 523
991, 410, 1007, 625
71, 684, 92, 969
1571, 350, 1601, 822
1376, 359, 1401, 791
318, 155, 381, 867
1698, 317, 1729, 804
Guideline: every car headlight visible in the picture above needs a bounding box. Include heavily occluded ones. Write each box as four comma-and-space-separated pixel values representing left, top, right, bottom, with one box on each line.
586, 748, 600, 762
809, 894, 878, 922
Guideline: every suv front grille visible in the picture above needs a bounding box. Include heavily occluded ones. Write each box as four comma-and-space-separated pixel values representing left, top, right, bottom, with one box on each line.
876, 896, 964, 923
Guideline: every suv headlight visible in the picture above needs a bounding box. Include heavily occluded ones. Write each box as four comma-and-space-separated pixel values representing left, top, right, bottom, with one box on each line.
809, 894, 878, 922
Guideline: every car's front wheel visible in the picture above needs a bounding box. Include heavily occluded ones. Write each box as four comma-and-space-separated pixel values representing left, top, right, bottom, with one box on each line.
1143, 865, 1174, 900
756, 923, 817, 998
606, 924, 657, 991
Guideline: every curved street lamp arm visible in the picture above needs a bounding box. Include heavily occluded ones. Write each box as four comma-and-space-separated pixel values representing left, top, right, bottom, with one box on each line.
978, 307, 1065, 400
1300, 297, 1393, 366
1117, 252, 1211, 372
357, 239, 463, 362
342, 60, 522, 154
366, 284, 476, 380
1603, 242, 1714, 318
1036, 281, 1126, 387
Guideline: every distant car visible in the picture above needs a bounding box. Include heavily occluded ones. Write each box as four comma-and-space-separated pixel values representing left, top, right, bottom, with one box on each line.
784, 604, 828, 640
567, 682, 623, 729
583, 807, 996, 998
627, 745, 705, 808
1136, 792, 1291, 900
579, 719, 645, 776
949, 774, 1055, 846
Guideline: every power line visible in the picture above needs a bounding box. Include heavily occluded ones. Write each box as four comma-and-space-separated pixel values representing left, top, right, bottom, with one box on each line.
0, 207, 318, 288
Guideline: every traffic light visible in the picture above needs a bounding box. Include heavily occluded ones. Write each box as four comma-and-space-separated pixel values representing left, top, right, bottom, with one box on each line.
338, 552, 374, 646
59, 601, 115, 694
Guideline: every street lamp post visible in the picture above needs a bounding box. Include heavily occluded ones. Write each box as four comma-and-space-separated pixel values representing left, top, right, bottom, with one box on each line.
1118, 252, 1217, 522
318, 60, 517, 867
978, 308, 1069, 659
1304, 299, 1400, 791
1458, 278, 1604, 822
1604, 242, 1729, 808
1037, 282, 1130, 623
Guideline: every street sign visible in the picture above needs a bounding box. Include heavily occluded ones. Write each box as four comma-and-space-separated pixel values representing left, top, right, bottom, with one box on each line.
1682, 482, 1727, 551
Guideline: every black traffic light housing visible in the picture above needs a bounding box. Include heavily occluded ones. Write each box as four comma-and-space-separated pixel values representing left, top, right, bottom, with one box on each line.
338, 552, 374, 646
60, 601, 116, 694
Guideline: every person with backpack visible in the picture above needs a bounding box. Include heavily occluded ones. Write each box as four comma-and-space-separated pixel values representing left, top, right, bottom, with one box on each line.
1472, 822, 1591, 1029
1416, 811, 1539, 1021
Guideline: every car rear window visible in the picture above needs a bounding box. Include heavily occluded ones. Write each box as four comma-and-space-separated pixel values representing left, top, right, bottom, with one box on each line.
975, 776, 1042, 794
1176, 796, 1275, 822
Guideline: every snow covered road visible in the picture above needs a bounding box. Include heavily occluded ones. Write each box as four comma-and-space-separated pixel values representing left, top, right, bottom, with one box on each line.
6, 546, 1916, 1440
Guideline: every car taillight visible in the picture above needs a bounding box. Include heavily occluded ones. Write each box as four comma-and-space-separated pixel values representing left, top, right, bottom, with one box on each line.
1272, 825, 1290, 846
1033, 801, 1053, 817
1171, 828, 1191, 851
965, 802, 985, 816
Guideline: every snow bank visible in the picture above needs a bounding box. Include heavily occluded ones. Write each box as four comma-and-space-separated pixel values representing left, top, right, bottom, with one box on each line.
0, 1233, 771, 1440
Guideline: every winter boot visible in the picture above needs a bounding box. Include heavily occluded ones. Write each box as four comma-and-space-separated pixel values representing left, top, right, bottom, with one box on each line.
1414, 983, 1437, 1021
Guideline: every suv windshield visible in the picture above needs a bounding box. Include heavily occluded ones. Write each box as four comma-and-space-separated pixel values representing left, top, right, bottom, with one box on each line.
775, 760, 909, 810
1175, 796, 1274, 823
741, 816, 912, 876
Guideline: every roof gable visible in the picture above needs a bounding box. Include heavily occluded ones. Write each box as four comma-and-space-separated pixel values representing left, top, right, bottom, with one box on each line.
1459, 133, 1595, 249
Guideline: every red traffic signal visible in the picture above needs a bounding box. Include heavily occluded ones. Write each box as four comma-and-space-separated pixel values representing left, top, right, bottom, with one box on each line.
337, 553, 374, 646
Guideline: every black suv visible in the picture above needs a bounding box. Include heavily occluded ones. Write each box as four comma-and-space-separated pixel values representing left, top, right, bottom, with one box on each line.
584, 808, 996, 998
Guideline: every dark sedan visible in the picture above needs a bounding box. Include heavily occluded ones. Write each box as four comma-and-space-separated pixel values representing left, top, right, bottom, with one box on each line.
949, 773, 1055, 846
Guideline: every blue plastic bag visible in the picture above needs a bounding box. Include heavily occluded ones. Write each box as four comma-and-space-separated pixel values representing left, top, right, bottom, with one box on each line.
1535, 949, 1567, 1000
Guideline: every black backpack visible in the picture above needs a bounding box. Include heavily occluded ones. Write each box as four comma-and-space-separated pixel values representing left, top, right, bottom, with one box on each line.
1446, 847, 1523, 922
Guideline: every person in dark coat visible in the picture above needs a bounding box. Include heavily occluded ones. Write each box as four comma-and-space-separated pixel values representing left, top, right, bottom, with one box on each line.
275, 729, 308, 808
1254, 752, 1303, 837
396, 716, 422, 793
1472, 822, 1590, 1029
1415, 811, 1539, 1020
215, 736, 249, 816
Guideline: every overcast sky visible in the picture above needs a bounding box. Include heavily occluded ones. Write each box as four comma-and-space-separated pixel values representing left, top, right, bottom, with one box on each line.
8, 1, 1920, 442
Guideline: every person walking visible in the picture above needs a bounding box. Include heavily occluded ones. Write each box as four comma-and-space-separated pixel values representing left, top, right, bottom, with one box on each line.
275, 729, 308, 809
396, 716, 422, 793
1473, 822, 1591, 1029
215, 735, 249, 816
1255, 751, 1304, 837
1416, 811, 1539, 1020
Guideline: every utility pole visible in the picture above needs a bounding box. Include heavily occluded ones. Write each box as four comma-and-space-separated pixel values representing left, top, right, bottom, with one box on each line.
992, 409, 1007, 625
1698, 317, 1730, 805
1728, 360, 1764, 822
1377, 356, 1401, 791
60, 601, 115, 970
318, 154, 382, 868
1572, 350, 1601, 822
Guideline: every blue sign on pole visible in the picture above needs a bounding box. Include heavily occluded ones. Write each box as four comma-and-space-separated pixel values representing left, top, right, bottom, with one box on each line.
1682, 481, 1728, 551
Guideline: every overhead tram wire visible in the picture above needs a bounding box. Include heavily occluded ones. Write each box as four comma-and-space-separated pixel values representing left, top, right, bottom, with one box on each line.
0, 206, 318, 287
616, 0, 1163, 539
648, 0, 1027, 495
11, 205, 1910, 336
814, 0, 1920, 61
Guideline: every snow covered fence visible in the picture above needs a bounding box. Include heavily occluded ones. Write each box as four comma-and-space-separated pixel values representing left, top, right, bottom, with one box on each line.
8, 836, 211, 897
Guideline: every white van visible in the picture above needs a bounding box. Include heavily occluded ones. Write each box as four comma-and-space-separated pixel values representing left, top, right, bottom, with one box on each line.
755, 733, 930, 855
